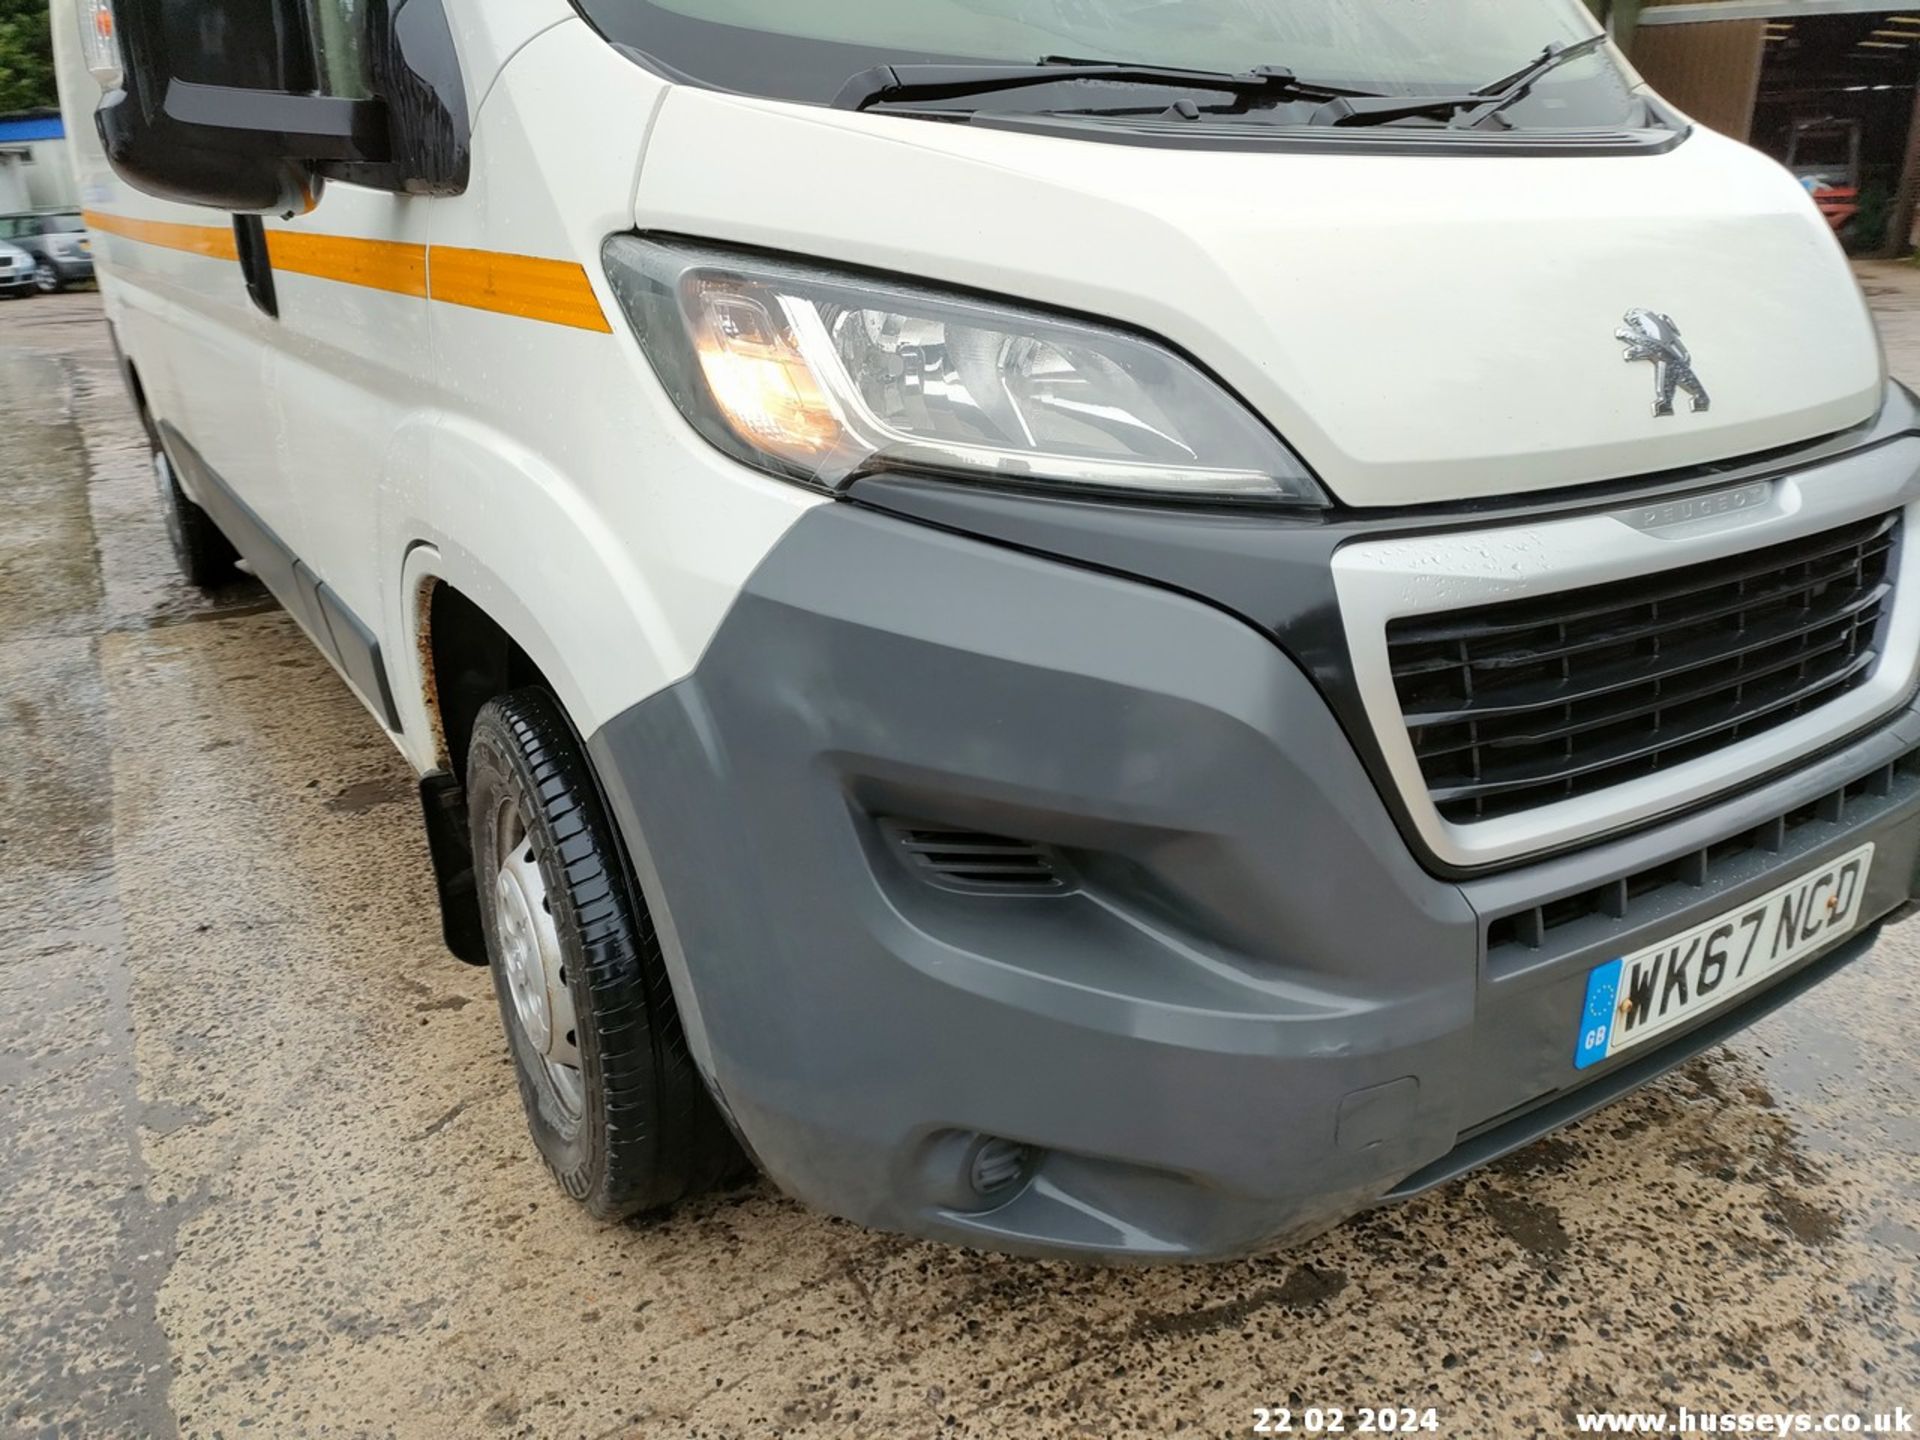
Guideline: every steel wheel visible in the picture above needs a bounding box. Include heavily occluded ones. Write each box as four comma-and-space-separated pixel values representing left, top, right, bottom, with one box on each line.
465, 688, 745, 1218
492, 795, 586, 1123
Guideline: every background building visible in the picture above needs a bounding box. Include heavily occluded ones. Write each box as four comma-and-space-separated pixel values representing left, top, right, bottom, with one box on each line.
1620, 0, 1920, 254
0, 109, 74, 212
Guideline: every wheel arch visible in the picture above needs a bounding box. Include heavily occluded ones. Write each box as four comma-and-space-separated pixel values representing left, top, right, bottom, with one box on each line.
399, 542, 578, 964
399, 540, 677, 973
399, 539, 591, 778
106, 321, 164, 451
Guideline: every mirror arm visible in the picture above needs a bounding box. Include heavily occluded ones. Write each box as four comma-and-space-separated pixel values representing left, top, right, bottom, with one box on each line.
165, 82, 392, 164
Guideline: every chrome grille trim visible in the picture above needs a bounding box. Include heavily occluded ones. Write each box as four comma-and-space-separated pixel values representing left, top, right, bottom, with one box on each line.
1389, 512, 1897, 824
1331, 438, 1920, 869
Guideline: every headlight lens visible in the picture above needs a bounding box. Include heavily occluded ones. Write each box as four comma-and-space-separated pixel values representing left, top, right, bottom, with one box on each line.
604, 236, 1324, 505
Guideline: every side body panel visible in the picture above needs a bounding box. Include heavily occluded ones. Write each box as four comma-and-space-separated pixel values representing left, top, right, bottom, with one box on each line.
398, 21, 822, 746
56, 1, 822, 763
262, 187, 434, 740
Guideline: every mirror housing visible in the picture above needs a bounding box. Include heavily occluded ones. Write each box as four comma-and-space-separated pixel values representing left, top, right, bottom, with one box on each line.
95, 0, 468, 215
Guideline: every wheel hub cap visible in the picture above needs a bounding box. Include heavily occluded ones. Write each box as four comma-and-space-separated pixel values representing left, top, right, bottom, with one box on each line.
494, 840, 583, 1114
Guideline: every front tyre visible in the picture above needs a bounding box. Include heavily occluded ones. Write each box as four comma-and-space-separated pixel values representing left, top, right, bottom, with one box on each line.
466, 688, 743, 1219
33, 260, 60, 295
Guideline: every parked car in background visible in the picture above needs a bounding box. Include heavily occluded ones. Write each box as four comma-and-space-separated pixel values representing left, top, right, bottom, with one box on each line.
0, 211, 95, 293
0, 241, 37, 298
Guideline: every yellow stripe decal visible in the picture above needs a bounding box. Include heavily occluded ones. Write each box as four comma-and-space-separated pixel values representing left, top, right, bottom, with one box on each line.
84, 209, 238, 261
267, 229, 429, 299
428, 246, 613, 333
81, 209, 610, 332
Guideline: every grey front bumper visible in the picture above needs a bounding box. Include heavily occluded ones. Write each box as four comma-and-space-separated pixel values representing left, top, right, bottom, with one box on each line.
589, 502, 1920, 1262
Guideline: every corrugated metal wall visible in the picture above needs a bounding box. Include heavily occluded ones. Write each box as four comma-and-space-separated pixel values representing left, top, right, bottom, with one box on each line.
1630, 19, 1768, 139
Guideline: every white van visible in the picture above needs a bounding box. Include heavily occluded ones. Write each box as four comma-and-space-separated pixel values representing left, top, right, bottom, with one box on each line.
52, 0, 1920, 1262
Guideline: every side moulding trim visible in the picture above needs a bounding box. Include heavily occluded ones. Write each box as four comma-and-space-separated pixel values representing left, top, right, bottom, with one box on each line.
160, 422, 404, 733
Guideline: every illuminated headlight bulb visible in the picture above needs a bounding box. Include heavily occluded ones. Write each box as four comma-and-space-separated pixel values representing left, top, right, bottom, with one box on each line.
605, 235, 1325, 505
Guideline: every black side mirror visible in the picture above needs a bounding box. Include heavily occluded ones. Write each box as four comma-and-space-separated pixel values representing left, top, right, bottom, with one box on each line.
95, 0, 467, 214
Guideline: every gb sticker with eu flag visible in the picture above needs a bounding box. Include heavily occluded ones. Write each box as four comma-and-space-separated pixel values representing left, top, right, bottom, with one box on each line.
1575, 958, 1623, 1070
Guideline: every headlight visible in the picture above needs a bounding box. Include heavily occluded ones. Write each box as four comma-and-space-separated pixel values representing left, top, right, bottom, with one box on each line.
604, 236, 1324, 505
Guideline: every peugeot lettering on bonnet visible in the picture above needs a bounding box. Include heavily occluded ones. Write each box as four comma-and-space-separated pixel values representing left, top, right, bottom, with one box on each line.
53, 0, 1920, 1261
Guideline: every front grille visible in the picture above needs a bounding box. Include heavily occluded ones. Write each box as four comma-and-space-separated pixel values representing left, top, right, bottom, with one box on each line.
1388, 513, 1900, 825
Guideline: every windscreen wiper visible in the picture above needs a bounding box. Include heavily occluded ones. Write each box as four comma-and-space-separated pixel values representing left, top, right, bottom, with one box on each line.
1308, 34, 1612, 129
833, 56, 1372, 113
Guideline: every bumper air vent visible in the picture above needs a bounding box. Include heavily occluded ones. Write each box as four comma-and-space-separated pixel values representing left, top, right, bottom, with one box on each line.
1388, 513, 1900, 826
886, 823, 1070, 895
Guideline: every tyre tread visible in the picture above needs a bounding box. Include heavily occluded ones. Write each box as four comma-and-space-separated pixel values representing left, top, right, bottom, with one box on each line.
471, 689, 742, 1220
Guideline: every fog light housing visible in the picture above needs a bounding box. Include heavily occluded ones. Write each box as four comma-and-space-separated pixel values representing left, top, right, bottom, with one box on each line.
968, 1136, 1037, 1200
920, 1131, 1041, 1213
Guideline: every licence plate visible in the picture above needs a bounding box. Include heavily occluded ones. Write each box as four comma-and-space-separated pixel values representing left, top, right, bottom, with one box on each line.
1574, 843, 1874, 1070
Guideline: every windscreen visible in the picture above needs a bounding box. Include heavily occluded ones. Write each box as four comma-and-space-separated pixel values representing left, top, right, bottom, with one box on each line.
575, 0, 1642, 127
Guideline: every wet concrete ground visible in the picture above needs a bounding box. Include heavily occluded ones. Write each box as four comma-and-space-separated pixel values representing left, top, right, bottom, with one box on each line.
3, 285, 1917, 1440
